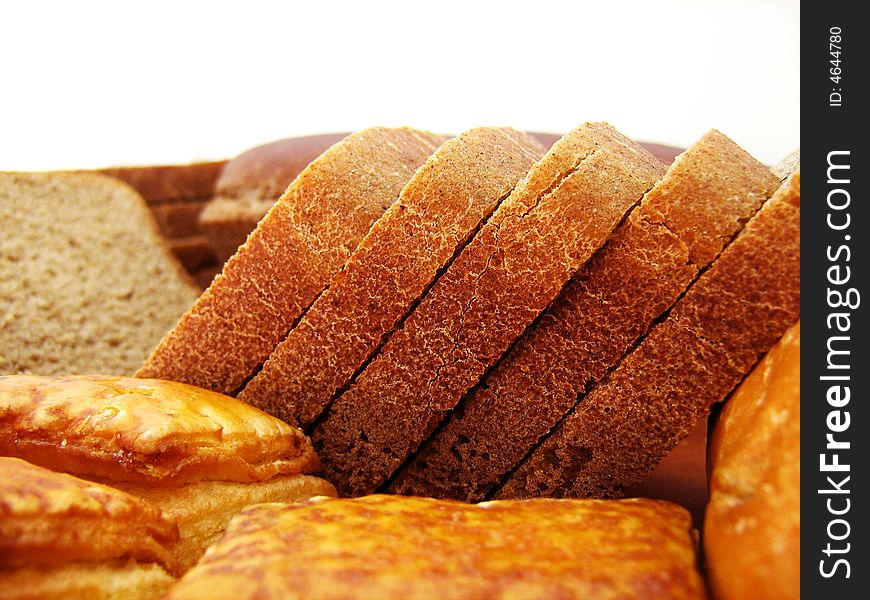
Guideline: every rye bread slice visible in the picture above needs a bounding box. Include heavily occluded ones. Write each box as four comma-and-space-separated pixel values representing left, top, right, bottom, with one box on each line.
238, 128, 546, 429
137, 128, 444, 394
387, 130, 780, 501
311, 122, 666, 496
495, 169, 801, 500
0, 172, 199, 376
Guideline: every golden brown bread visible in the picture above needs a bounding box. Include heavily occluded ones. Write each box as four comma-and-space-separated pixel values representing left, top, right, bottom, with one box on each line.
388, 130, 779, 501
199, 134, 348, 262
704, 321, 800, 600
0, 375, 319, 485
312, 122, 666, 496
496, 169, 800, 500
238, 127, 546, 429
137, 128, 444, 396
165, 494, 707, 600
0, 374, 336, 572
0, 457, 178, 599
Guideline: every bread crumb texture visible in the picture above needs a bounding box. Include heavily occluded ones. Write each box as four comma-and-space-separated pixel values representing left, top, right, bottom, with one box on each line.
0, 172, 198, 376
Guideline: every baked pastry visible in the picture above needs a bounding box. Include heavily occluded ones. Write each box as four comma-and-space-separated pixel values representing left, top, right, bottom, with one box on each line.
0, 375, 336, 572
0, 456, 178, 600
496, 169, 800, 500
704, 321, 800, 600
388, 130, 779, 501
164, 494, 707, 600
199, 134, 348, 262
238, 127, 546, 428
0, 172, 199, 376
312, 122, 666, 496
137, 127, 444, 396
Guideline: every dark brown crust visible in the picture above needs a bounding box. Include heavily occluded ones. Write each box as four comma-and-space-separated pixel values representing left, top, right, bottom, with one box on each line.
94, 161, 225, 205
136, 128, 444, 395
495, 170, 800, 500
238, 128, 546, 428
312, 123, 666, 496
387, 130, 779, 501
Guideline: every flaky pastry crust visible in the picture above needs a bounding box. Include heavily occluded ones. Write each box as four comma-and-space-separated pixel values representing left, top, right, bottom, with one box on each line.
0, 457, 178, 574
0, 375, 319, 485
167, 495, 706, 600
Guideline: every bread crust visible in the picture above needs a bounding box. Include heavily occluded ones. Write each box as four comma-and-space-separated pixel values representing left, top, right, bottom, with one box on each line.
0, 375, 319, 485
704, 321, 800, 600
312, 123, 665, 496
136, 128, 443, 394
496, 170, 800, 500
388, 130, 779, 501
238, 127, 545, 428
164, 495, 706, 600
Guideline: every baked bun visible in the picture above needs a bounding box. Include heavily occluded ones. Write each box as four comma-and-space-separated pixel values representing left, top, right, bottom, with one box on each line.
166, 494, 707, 600
0, 375, 336, 572
0, 456, 178, 599
704, 321, 800, 600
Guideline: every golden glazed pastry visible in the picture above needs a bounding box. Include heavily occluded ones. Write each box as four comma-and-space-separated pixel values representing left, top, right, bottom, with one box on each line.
166, 495, 707, 600
0, 456, 178, 600
0, 375, 336, 572
704, 321, 800, 600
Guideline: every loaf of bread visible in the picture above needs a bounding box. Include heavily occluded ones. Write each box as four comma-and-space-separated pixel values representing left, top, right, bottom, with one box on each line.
165, 495, 707, 600
137, 128, 444, 395
199, 134, 348, 262
497, 169, 800, 500
0, 456, 179, 600
704, 321, 800, 600
388, 130, 779, 501
0, 375, 336, 572
312, 123, 666, 496
0, 171, 199, 377
238, 127, 545, 428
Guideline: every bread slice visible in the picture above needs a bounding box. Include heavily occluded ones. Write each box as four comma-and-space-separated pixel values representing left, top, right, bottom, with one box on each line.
96, 161, 226, 283
0, 456, 179, 598
0, 172, 199, 376
388, 130, 780, 501
136, 128, 444, 395
311, 123, 666, 496
199, 134, 348, 262
238, 128, 546, 428
164, 495, 706, 600
495, 169, 800, 500
704, 320, 800, 600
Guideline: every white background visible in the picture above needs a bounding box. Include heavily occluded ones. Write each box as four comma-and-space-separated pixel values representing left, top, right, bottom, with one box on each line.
2, 0, 799, 170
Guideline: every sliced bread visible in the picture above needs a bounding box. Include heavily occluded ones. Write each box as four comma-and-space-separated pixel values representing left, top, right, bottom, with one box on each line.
0, 172, 199, 376
311, 123, 666, 496
199, 134, 348, 262
387, 130, 780, 501
136, 128, 444, 395
238, 127, 546, 428
495, 169, 800, 500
